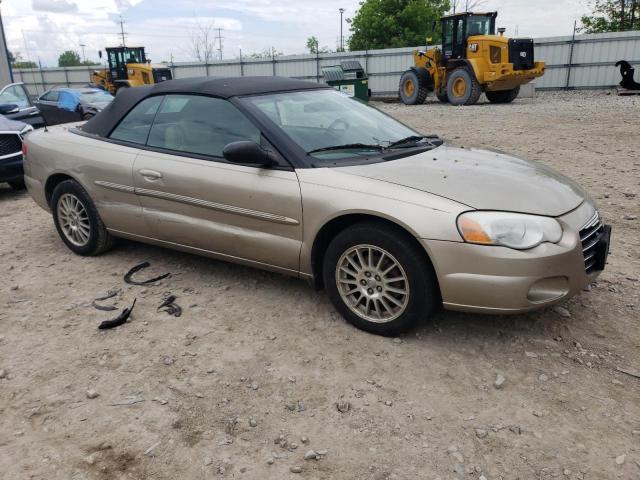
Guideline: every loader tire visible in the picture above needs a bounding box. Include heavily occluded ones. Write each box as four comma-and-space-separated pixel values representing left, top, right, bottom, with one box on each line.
399, 70, 428, 105
486, 87, 520, 104
446, 68, 482, 106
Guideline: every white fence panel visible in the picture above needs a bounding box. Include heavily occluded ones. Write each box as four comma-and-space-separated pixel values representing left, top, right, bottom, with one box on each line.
14, 30, 640, 98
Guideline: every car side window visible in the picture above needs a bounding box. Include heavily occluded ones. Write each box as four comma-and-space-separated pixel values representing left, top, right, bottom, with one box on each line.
41, 90, 60, 102
0, 85, 30, 108
110, 96, 164, 145
147, 94, 261, 159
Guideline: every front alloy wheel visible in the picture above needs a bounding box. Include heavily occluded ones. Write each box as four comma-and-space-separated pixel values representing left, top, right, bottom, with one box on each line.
323, 221, 438, 336
336, 245, 410, 323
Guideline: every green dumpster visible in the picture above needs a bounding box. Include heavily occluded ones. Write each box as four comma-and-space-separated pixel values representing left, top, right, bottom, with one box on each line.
322, 61, 370, 102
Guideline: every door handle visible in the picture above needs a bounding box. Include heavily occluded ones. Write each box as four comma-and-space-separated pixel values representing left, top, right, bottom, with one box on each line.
138, 169, 163, 180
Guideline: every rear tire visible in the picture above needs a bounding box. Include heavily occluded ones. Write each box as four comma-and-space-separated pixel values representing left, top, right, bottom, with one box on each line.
486, 87, 520, 104
51, 180, 114, 256
82, 113, 94, 121
398, 70, 428, 105
446, 67, 482, 106
323, 221, 437, 336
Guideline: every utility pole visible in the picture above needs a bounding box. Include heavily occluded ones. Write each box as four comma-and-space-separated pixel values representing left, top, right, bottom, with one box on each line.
339, 8, 345, 52
118, 16, 127, 47
215, 28, 223, 60
80, 43, 86, 62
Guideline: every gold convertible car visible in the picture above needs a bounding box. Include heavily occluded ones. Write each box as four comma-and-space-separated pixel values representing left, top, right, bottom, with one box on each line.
23, 77, 611, 336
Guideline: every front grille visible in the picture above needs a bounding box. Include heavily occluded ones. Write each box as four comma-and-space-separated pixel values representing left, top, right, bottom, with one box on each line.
508, 38, 534, 70
0, 133, 22, 157
579, 212, 605, 274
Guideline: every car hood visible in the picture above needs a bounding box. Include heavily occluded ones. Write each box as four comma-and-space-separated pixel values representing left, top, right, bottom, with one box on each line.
337, 145, 586, 217
0, 114, 29, 132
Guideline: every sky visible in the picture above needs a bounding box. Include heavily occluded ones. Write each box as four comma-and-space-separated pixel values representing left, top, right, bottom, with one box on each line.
2, 0, 592, 67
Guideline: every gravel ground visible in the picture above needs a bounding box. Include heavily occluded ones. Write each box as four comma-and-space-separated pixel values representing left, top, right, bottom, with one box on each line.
1, 90, 639, 480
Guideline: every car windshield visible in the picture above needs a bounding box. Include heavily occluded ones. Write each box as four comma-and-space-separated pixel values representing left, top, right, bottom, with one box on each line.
80, 90, 114, 103
242, 89, 422, 161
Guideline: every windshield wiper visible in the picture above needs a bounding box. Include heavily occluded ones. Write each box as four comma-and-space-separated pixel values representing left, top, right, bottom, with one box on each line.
307, 143, 385, 154
386, 135, 429, 149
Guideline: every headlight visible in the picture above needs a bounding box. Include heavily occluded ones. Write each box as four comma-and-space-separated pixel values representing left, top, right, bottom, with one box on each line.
457, 211, 562, 250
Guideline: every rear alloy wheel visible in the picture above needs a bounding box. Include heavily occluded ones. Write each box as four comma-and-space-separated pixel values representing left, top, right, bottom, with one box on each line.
446, 67, 482, 106
398, 70, 428, 105
51, 180, 114, 255
323, 222, 437, 336
485, 87, 520, 104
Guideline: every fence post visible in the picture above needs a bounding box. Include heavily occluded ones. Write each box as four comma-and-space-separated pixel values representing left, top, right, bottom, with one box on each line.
565, 20, 577, 89
63, 67, 70, 87
272, 50, 276, 76
170, 60, 175, 80
239, 49, 244, 76
316, 51, 320, 82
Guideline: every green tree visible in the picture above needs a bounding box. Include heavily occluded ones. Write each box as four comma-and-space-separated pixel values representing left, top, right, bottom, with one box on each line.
348, 0, 450, 50
58, 50, 82, 67
580, 0, 638, 32
306, 36, 319, 54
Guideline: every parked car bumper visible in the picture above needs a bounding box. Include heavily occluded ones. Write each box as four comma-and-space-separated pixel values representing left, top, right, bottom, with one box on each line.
0, 153, 24, 183
421, 202, 609, 313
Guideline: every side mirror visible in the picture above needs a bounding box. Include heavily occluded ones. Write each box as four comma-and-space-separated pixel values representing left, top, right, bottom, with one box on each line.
0, 103, 19, 115
223, 141, 275, 167
98, 50, 103, 59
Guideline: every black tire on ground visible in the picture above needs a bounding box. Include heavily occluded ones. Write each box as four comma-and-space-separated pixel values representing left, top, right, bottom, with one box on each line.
322, 221, 438, 336
51, 179, 114, 256
82, 113, 94, 121
485, 87, 520, 104
436, 91, 449, 103
398, 70, 428, 105
446, 67, 482, 106
8, 179, 25, 190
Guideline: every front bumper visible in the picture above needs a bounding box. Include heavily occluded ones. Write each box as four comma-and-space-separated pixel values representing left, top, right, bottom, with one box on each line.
421, 202, 608, 314
0, 153, 24, 183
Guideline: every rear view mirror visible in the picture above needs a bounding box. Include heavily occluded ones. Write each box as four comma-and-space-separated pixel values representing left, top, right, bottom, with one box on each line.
223, 141, 275, 167
99, 50, 103, 59
0, 103, 19, 115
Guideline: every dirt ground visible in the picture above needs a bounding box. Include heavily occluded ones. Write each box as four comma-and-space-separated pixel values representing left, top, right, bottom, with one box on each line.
1, 90, 639, 480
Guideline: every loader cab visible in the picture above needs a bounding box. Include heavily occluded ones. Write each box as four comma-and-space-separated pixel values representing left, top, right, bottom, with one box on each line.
105, 47, 147, 81
441, 12, 497, 62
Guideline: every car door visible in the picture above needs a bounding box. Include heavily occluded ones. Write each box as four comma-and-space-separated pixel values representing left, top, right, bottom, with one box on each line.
132, 94, 303, 274
0, 84, 45, 127
87, 95, 164, 235
34, 90, 60, 125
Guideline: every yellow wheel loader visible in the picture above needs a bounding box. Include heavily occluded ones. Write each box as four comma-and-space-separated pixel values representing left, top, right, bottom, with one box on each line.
91, 47, 173, 95
399, 12, 545, 106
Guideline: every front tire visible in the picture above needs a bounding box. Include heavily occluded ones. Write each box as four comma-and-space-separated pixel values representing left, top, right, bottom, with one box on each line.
398, 70, 428, 105
446, 68, 482, 106
51, 180, 114, 256
323, 222, 437, 336
485, 87, 520, 104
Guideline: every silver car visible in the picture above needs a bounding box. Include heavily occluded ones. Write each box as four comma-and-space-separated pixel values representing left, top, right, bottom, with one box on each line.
23, 76, 611, 336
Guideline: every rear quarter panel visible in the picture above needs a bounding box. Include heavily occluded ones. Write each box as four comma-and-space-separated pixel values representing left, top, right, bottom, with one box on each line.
24, 126, 144, 233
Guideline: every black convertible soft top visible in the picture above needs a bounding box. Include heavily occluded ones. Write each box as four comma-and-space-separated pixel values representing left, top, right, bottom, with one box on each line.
82, 76, 330, 138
